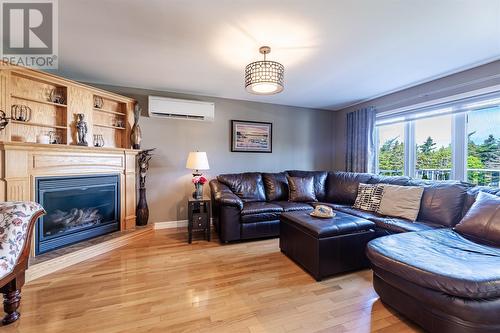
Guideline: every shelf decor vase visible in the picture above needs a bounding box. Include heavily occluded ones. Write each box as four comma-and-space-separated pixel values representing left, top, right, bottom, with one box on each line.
136, 148, 155, 226
131, 103, 142, 149
136, 188, 149, 226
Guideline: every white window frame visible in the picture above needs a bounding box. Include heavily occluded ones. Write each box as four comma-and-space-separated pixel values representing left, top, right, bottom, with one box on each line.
375, 87, 500, 182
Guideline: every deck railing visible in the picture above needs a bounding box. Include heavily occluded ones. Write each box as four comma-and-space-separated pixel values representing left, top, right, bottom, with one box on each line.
378, 168, 500, 187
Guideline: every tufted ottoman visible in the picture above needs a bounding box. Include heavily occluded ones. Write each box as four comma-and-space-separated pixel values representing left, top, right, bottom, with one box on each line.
279, 211, 376, 281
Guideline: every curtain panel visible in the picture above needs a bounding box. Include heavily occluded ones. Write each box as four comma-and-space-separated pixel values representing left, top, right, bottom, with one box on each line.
346, 107, 376, 173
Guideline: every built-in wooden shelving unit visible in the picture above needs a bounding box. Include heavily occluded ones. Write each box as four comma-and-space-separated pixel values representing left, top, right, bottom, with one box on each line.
11, 94, 68, 108
0, 63, 136, 149
94, 123, 126, 130
11, 120, 68, 130
93, 107, 124, 116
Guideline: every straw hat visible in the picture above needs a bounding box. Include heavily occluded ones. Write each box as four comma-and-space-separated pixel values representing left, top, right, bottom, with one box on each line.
310, 205, 335, 218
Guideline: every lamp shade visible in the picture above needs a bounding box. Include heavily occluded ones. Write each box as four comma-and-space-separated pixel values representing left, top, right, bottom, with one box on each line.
245, 46, 284, 95
186, 152, 210, 170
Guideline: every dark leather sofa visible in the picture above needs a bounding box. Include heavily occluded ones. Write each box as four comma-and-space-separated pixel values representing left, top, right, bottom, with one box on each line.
210, 170, 500, 333
209, 170, 469, 242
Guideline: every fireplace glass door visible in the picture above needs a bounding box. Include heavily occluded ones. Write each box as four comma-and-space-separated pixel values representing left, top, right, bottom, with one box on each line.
36, 174, 120, 254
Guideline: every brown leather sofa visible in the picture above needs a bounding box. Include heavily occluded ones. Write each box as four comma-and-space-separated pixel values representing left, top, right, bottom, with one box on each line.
209, 171, 327, 242
210, 170, 500, 333
209, 170, 469, 242
366, 185, 500, 333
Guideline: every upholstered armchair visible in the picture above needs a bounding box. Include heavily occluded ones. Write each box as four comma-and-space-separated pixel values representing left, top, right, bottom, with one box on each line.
0, 202, 45, 325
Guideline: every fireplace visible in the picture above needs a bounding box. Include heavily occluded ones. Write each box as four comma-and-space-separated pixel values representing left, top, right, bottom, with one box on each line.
35, 174, 121, 255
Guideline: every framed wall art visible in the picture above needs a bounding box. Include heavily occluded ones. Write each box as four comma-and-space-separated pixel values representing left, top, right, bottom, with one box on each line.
231, 120, 272, 153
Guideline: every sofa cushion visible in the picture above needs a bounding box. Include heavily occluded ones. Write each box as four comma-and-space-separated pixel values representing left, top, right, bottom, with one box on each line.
326, 171, 375, 204
462, 186, 500, 217
414, 182, 469, 227
353, 183, 384, 212
287, 176, 317, 202
377, 184, 424, 221
262, 172, 288, 201
217, 172, 266, 202
332, 206, 441, 233
370, 217, 441, 233
326, 204, 443, 233
286, 170, 327, 201
274, 201, 313, 212
311, 202, 349, 211
455, 192, 500, 245
367, 229, 500, 299
240, 202, 283, 224
369, 175, 412, 186
332, 206, 383, 221
209, 180, 244, 210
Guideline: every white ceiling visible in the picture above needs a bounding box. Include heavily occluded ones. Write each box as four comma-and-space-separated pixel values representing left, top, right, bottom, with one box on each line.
55, 0, 500, 110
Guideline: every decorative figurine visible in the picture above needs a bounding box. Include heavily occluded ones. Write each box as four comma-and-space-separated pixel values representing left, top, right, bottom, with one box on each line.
136, 148, 155, 226
131, 103, 142, 149
76, 113, 88, 146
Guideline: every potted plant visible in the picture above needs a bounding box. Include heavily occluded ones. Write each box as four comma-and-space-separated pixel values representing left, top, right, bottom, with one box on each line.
192, 175, 207, 200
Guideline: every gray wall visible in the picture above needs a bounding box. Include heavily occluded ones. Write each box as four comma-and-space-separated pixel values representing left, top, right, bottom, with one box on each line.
90, 84, 335, 223
333, 60, 500, 171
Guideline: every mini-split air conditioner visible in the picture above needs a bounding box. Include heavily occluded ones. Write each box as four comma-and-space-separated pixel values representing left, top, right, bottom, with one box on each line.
148, 96, 215, 121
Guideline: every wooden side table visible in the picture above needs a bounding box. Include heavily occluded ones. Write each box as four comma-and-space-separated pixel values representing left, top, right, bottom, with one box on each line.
187, 197, 211, 243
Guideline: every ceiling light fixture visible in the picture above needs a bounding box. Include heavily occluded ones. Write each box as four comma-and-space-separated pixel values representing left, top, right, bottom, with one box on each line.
245, 46, 284, 95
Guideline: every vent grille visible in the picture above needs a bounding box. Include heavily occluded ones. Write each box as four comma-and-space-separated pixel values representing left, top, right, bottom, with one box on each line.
150, 112, 205, 120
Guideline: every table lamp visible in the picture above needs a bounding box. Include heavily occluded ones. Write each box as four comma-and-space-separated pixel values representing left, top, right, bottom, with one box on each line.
186, 151, 210, 199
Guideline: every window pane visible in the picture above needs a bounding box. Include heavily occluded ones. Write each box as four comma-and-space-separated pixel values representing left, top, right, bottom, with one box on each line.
377, 123, 404, 176
415, 115, 452, 180
467, 106, 500, 187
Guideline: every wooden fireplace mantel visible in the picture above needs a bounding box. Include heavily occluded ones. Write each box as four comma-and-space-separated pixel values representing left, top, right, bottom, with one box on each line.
0, 64, 141, 258
0, 141, 138, 237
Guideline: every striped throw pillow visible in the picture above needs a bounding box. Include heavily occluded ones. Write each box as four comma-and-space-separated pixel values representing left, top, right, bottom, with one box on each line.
353, 183, 385, 212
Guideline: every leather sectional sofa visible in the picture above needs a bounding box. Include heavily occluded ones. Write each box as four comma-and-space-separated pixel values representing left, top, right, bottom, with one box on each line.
209, 170, 470, 242
210, 170, 500, 333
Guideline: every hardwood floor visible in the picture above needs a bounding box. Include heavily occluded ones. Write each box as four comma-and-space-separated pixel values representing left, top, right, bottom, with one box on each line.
4, 229, 422, 333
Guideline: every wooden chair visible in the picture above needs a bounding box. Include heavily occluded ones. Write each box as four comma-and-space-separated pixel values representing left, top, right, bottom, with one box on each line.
0, 202, 45, 325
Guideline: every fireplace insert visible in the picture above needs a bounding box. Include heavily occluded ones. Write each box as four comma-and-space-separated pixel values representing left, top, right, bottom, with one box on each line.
35, 174, 120, 255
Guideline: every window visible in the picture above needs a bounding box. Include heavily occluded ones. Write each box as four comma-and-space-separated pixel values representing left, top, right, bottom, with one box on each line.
414, 115, 452, 180
467, 106, 500, 186
376, 92, 500, 187
377, 123, 405, 176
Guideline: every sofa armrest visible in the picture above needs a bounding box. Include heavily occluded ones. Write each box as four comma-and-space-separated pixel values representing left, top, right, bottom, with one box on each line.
209, 179, 243, 210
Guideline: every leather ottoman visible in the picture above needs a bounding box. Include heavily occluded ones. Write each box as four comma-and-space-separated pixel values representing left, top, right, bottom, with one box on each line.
279, 211, 376, 281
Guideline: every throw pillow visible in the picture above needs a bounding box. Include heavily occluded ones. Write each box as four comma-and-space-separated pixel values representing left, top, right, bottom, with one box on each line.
353, 183, 384, 212
262, 172, 288, 201
287, 176, 317, 202
455, 191, 500, 244
377, 185, 424, 221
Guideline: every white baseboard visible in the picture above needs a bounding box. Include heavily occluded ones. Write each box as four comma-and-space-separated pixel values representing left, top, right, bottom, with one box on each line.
154, 219, 214, 230
154, 220, 188, 229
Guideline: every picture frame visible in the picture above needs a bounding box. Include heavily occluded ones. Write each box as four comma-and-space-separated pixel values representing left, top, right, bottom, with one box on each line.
231, 120, 272, 153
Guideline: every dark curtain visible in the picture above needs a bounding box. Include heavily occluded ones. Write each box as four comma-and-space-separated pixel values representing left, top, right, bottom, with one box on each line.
346, 107, 376, 173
